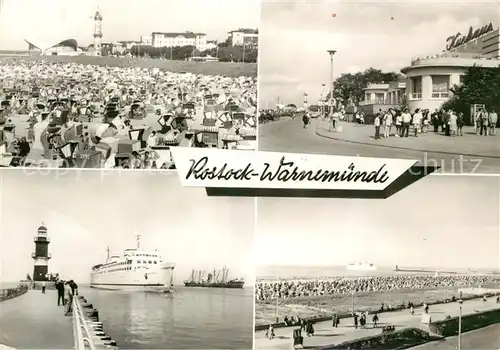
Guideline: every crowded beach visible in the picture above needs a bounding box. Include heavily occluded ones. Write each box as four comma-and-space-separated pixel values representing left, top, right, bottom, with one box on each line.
255, 274, 500, 302
0, 59, 257, 168
254, 274, 500, 328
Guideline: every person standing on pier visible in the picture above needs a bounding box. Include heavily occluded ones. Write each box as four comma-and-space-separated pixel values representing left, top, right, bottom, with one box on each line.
41, 281, 46, 294
64, 281, 73, 316
56, 280, 65, 306
69, 280, 79, 296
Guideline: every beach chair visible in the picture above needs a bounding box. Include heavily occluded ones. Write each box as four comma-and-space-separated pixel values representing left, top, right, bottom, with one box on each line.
201, 118, 219, 148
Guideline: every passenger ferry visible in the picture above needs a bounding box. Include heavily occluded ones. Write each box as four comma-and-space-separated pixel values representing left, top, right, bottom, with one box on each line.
346, 262, 377, 271
90, 235, 175, 292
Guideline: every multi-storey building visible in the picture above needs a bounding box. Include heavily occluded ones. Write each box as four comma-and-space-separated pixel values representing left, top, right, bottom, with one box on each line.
151, 32, 207, 50
228, 28, 258, 46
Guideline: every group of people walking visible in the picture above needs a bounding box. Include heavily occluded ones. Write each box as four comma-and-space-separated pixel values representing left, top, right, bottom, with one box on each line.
372, 107, 497, 139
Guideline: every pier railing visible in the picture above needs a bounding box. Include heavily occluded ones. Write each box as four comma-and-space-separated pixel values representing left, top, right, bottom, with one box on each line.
72, 296, 96, 350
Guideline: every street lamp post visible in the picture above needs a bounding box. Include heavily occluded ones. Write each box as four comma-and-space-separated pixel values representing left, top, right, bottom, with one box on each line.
351, 291, 355, 316
327, 50, 337, 115
321, 84, 326, 118
458, 299, 463, 350
275, 276, 280, 324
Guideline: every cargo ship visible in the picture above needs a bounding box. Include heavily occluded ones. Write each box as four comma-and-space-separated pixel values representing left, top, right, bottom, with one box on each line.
90, 234, 175, 292
184, 266, 244, 289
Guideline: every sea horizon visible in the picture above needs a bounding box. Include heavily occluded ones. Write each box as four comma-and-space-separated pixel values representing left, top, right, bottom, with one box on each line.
256, 264, 500, 281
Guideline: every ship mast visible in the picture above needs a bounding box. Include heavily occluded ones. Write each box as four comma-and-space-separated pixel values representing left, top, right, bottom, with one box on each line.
106, 246, 110, 262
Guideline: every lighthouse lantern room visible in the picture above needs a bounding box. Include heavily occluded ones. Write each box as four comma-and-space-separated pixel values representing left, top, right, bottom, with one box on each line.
32, 223, 51, 281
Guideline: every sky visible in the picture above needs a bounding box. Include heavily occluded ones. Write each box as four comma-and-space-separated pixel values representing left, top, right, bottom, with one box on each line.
259, 0, 500, 107
0, 0, 259, 49
0, 170, 255, 285
255, 175, 500, 270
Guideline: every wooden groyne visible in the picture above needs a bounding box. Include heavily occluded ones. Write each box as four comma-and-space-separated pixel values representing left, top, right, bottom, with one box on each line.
0, 286, 28, 302
73, 295, 118, 349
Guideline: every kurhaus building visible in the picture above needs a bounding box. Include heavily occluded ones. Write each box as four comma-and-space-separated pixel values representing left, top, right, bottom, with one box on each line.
360, 22, 500, 116
401, 22, 500, 112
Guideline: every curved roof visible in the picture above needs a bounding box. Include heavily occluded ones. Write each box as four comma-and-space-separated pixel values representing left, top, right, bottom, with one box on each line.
25, 38, 79, 52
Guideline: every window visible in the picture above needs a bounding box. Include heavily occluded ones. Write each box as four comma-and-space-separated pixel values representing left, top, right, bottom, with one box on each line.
431, 75, 450, 99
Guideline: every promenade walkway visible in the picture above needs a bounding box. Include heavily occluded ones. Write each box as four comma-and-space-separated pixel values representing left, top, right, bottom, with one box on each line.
254, 296, 500, 350
315, 121, 500, 159
258, 118, 500, 173
0, 290, 74, 349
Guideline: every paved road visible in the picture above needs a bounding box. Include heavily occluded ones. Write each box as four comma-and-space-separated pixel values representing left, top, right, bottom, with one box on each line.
0, 290, 74, 349
410, 323, 500, 350
259, 118, 500, 174
254, 297, 500, 350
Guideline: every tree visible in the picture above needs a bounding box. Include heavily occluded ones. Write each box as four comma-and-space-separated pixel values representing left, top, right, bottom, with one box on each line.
442, 65, 500, 123
129, 44, 258, 63
329, 68, 403, 106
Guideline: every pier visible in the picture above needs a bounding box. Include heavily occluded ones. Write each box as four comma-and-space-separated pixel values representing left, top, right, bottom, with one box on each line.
0, 289, 117, 349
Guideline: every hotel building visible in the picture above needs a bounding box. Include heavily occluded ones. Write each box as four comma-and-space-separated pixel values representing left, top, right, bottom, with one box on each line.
150, 32, 208, 51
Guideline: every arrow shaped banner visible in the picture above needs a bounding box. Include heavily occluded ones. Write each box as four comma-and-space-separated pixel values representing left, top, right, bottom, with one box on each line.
170, 147, 439, 199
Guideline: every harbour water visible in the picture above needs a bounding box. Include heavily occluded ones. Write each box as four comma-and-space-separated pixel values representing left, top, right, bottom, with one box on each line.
83, 285, 253, 349
0, 282, 253, 349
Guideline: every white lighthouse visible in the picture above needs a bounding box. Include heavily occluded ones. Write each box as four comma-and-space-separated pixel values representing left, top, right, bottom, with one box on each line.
93, 9, 103, 56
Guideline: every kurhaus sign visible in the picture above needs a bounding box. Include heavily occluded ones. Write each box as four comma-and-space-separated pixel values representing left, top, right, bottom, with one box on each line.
446, 23, 494, 50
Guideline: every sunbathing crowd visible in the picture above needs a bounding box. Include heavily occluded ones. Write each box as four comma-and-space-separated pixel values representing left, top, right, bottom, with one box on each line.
255, 275, 500, 301
0, 59, 257, 168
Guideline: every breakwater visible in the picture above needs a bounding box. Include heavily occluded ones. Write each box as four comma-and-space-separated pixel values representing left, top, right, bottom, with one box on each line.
73, 295, 118, 349
0, 286, 28, 302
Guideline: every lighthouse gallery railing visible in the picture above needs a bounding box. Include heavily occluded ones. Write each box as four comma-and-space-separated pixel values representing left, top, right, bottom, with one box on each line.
72, 296, 96, 350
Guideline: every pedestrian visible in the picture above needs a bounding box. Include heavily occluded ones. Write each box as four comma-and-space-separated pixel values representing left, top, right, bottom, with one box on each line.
401, 109, 411, 137
412, 109, 422, 137
265, 324, 275, 340
457, 112, 465, 136
41, 281, 46, 294
353, 313, 359, 329
56, 280, 65, 306
372, 313, 379, 328
481, 110, 489, 136
489, 108, 497, 136
395, 111, 402, 137
374, 114, 381, 139
64, 281, 73, 316
69, 280, 78, 296
449, 111, 458, 137
383, 109, 393, 138
302, 113, 310, 129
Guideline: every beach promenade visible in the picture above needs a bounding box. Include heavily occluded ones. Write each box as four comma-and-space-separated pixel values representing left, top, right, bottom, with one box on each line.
254, 296, 500, 350
0, 290, 74, 349
259, 118, 500, 173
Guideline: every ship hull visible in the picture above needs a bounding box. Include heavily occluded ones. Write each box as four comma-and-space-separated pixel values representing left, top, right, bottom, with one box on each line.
183, 282, 244, 289
90, 263, 174, 291
90, 283, 168, 292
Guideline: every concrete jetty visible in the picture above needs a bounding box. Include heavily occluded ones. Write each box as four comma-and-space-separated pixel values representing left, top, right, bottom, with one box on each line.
75, 295, 118, 349
0, 289, 117, 349
0, 286, 28, 302
254, 296, 500, 350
